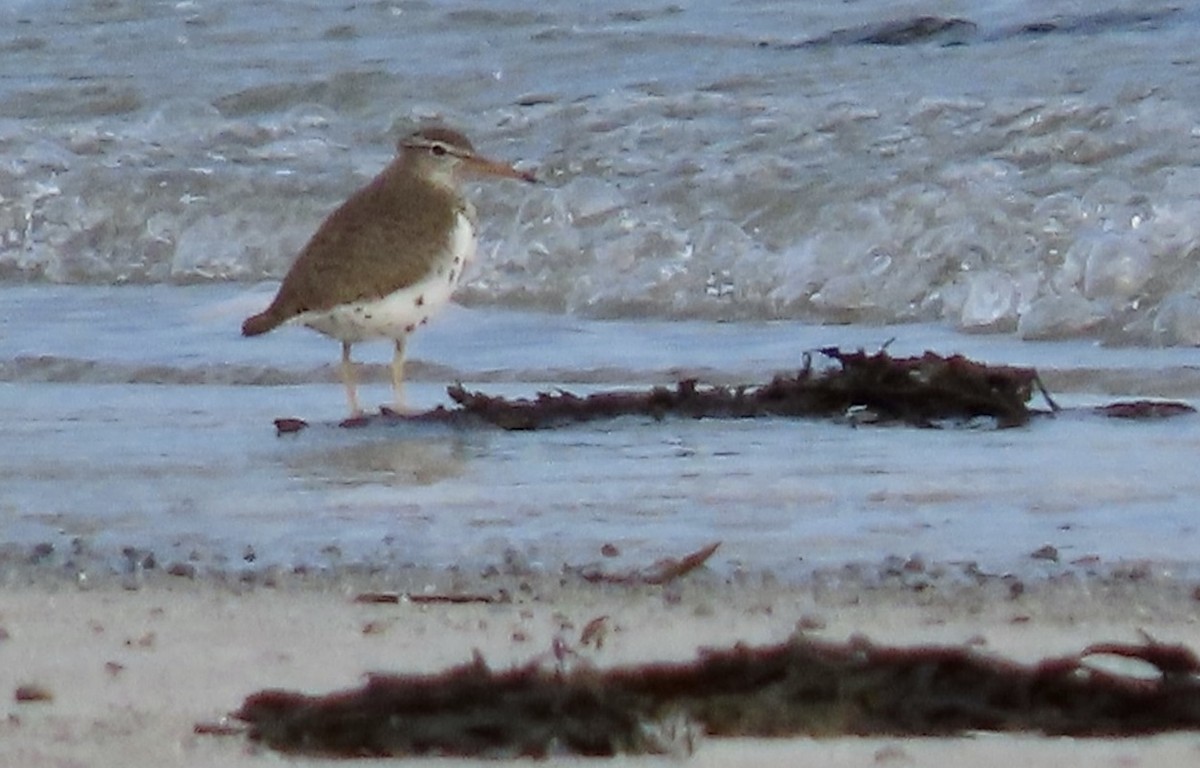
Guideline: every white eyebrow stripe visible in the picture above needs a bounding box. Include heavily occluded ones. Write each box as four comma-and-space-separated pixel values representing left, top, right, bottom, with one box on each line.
405, 138, 471, 159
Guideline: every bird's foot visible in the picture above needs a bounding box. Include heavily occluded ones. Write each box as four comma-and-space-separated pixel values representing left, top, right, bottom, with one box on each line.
379, 403, 422, 419
339, 410, 371, 428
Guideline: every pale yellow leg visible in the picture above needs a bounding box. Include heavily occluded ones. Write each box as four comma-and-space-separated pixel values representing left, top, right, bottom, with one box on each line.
390, 337, 408, 413
340, 341, 363, 417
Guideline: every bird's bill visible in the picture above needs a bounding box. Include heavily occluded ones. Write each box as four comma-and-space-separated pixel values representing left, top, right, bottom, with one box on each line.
463, 154, 537, 183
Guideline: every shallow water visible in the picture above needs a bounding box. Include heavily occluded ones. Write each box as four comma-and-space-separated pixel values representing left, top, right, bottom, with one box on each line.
12, 376, 1200, 578
3, 1, 1200, 579
2, 286, 1199, 579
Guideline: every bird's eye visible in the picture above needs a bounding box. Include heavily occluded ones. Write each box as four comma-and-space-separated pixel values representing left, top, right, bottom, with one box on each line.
430, 144, 447, 156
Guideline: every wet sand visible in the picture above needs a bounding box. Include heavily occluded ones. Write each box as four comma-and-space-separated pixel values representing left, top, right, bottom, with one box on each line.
4, 567, 1200, 766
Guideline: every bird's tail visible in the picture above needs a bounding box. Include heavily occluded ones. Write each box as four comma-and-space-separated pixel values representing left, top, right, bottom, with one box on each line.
242, 309, 282, 337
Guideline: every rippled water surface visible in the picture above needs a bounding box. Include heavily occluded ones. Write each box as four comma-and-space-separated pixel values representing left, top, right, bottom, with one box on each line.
4, 0, 1200, 338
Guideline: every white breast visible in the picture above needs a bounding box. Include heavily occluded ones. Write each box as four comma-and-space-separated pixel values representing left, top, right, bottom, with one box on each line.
296, 212, 476, 343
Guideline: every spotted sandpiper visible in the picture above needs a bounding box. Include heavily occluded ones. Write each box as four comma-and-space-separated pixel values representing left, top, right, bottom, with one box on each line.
242, 126, 535, 417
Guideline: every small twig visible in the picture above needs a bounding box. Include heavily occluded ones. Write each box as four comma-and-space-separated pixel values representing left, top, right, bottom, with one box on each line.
1033, 372, 1061, 413
193, 719, 247, 737
407, 592, 510, 605
572, 542, 721, 586
353, 591, 510, 605
641, 542, 722, 585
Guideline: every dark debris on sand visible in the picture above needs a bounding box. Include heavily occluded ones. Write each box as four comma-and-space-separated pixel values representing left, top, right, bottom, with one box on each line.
1094, 400, 1197, 420
226, 633, 1200, 758
273, 348, 1198, 434
439, 348, 1051, 432
439, 348, 1053, 430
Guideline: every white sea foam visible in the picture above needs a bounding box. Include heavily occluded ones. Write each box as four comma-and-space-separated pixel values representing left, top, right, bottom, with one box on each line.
1, 1, 1199, 345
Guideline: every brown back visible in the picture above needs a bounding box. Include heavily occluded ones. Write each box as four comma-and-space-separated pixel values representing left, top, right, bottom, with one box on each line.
244, 161, 464, 334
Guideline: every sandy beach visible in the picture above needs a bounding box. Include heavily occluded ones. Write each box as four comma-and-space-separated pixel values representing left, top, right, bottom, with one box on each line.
4, 565, 1200, 766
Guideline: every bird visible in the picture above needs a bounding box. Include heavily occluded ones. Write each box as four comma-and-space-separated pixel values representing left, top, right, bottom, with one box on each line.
242, 126, 535, 418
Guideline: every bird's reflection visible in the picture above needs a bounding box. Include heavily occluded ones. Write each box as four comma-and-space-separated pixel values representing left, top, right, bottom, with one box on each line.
286, 435, 471, 488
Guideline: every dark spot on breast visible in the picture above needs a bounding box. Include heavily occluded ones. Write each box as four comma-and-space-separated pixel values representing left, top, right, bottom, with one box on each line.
420, 317, 429, 326
453, 255, 462, 266
415, 294, 425, 307
448, 269, 457, 282
404, 323, 416, 333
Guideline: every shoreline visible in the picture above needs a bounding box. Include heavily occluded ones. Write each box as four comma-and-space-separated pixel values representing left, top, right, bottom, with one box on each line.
4, 534, 1199, 595
5, 568, 1200, 765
